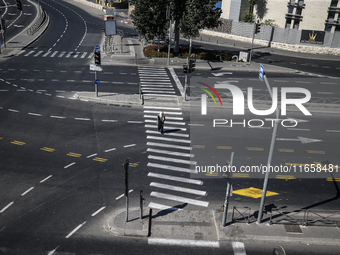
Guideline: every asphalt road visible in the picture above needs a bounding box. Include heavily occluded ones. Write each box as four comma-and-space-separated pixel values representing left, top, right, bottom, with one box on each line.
0, 0, 340, 254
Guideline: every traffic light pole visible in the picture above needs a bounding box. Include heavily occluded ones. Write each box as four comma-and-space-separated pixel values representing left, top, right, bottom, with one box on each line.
249, 22, 256, 63
95, 70, 98, 97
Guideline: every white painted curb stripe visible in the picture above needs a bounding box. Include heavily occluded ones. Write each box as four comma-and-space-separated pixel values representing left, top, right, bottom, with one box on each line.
232, 242, 247, 255
150, 182, 207, 196
148, 172, 202, 185
169, 67, 184, 97
148, 238, 218, 247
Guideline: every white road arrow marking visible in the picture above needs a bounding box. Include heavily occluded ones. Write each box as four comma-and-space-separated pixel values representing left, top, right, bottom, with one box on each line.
276, 136, 322, 144
212, 72, 233, 76
286, 117, 309, 123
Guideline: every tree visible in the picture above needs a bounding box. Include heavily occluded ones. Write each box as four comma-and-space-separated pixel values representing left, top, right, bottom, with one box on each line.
130, 0, 169, 51
240, 13, 255, 23
261, 19, 277, 27
179, 0, 222, 54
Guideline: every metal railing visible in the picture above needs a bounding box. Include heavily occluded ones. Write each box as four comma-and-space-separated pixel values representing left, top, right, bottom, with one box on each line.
27, 1, 46, 35
231, 206, 252, 224
270, 208, 340, 228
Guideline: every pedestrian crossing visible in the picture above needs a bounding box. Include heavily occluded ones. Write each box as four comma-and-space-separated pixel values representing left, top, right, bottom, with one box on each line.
144, 106, 209, 210
138, 67, 178, 97
15, 50, 94, 59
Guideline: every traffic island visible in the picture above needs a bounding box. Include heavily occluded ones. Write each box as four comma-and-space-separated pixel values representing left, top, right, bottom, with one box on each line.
106, 207, 149, 237
74, 92, 142, 106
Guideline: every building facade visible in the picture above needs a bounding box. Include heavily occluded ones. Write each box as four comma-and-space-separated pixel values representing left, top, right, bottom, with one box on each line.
221, 0, 340, 32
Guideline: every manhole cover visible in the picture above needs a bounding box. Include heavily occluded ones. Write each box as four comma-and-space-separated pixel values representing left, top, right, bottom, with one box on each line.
284, 224, 302, 233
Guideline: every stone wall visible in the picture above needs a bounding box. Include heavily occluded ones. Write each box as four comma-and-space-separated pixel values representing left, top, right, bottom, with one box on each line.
201, 29, 340, 56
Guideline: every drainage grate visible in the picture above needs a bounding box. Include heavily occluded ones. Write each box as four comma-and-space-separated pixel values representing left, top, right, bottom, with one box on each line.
284, 224, 303, 233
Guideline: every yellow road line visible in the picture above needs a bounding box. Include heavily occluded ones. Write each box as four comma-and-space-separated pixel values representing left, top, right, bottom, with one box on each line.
307, 150, 325, 154
245, 147, 264, 151
67, 152, 81, 158
217, 146, 232, 150
93, 157, 108, 162
232, 173, 249, 178
193, 145, 205, 149
326, 178, 340, 182
40, 147, 55, 152
11, 140, 25, 145
276, 175, 296, 179
278, 149, 294, 153
205, 172, 219, 177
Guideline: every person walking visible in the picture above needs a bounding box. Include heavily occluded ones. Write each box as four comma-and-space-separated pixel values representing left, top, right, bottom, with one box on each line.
157, 111, 165, 134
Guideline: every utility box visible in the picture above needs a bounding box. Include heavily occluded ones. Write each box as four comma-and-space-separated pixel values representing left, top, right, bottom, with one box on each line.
239, 51, 249, 62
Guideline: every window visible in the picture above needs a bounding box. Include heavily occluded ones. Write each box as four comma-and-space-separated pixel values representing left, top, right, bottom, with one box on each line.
288, 6, 294, 14
286, 19, 292, 28
296, 7, 303, 15
293, 20, 300, 29
330, 0, 339, 7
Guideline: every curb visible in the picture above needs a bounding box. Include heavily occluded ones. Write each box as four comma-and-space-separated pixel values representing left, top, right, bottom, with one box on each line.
213, 211, 340, 246
105, 207, 149, 237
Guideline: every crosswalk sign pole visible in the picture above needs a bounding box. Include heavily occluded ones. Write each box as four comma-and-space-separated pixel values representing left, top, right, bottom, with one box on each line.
222, 152, 234, 227
124, 159, 129, 222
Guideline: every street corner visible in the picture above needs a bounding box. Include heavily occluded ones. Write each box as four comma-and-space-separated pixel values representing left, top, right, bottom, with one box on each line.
74, 91, 143, 106
105, 207, 149, 237
149, 209, 218, 241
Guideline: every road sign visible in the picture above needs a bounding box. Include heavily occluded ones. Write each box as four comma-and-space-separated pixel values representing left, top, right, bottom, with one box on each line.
95, 45, 100, 50
259, 64, 264, 81
94, 79, 100, 85
0, 29, 4, 34
90, 64, 103, 72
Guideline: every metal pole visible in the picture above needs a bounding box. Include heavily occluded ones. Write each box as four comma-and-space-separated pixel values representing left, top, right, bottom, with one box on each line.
140, 190, 143, 219
249, 22, 256, 63
222, 152, 234, 227
167, 18, 172, 66
257, 74, 280, 224
184, 73, 187, 101
124, 159, 129, 222
95, 71, 98, 97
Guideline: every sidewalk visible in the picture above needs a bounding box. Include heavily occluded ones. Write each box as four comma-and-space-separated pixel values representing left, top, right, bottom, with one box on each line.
106, 207, 340, 246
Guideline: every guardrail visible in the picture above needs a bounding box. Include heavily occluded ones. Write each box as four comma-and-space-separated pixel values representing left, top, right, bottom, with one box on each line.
27, 1, 46, 35
270, 208, 340, 228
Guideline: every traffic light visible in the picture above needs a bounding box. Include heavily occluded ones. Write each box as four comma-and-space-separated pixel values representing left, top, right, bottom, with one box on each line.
0, 18, 6, 32
183, 64, 188, 73
189, 59, 196, 73
16, 0, 22, 11
255, 23, 261, 34
94, 50, 101, 65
